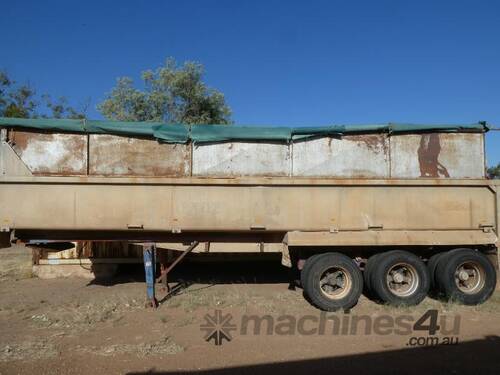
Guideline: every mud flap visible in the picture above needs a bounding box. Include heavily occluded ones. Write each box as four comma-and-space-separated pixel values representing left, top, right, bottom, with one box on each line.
281, 243, 291, 268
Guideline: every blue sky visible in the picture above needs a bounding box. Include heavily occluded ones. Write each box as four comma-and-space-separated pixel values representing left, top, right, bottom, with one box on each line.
1, 0, 499, 164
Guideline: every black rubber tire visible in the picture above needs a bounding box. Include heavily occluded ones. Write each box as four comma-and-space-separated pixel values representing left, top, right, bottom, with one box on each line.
302, 252, 363, 311
427, 252, 448, 290
369, 250, 430, 306
364, 253, 384, 293
300, 253, 328, 289
435, 248, 496, 305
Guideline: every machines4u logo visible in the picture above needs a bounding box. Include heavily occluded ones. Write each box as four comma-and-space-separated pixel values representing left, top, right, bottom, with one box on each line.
200, 309, 460, 347
200, 310, 237, 346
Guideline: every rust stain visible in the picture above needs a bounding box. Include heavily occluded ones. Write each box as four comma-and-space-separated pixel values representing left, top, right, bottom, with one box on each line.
89, 134, 190, 177
346, 134, 388, 154
418, 134, 450, 178
10, 130, 87, 175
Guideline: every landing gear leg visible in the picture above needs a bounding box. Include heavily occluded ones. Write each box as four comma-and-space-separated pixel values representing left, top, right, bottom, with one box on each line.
143, 243, 158, 308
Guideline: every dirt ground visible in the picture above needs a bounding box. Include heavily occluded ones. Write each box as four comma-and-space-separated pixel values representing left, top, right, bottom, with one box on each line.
0, 255, 499, 375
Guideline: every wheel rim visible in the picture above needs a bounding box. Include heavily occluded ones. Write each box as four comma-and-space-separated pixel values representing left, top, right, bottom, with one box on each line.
319, 266, 352, 300
385, 263, 419, 297
454, 261, 485, 294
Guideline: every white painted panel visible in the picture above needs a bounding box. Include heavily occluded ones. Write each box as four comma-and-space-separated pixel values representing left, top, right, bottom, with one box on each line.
292, 135, 389, 177
12, 132, 87, 175
193, 142, 290, 176
390, 133, 485, 178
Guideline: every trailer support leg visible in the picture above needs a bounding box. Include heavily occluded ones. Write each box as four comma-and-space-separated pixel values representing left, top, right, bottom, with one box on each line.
157, 241, 199, 293
143, 243, 158, 308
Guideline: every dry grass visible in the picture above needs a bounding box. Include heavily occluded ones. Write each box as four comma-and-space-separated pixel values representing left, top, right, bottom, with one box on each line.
0, 340, 58, 362
77, 336, 184, 357
367, 290, 500, 316
162, 283, 500, 318
161, 284, 304, 315
26, 296, 144, 332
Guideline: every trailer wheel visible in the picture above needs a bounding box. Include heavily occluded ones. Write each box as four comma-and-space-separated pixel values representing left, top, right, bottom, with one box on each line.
364, 253, 384, 292
427, 252, 448, 290
435, 248, 496, 305
302, 253, 363, 311
369, 251, 430, 306
300, 253, 329, 289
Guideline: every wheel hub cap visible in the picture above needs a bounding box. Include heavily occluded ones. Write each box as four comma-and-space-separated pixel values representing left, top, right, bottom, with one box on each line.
454, 262, 485, 294
386, 263, 419, 297
319, 267, 352, 300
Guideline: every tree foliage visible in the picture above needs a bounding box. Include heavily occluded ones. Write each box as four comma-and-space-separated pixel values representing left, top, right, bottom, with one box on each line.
0, 71, 37, 118
0, 71, 86, 119
41, 94, 88, 119
98, 58, 232, 124
487, 163, 500, 179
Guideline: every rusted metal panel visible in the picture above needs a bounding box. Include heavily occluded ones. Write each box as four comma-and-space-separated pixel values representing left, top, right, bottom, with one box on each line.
1, 175, 494, 186
390, 133, 485, 178
3, 128, 487, 179
89, 134, 190, 177
192, 142, 290, 176
9, 130, 87, 175
292, 135, 389, 177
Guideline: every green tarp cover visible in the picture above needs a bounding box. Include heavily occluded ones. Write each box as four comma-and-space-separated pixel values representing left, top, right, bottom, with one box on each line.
0, 117, 488, 144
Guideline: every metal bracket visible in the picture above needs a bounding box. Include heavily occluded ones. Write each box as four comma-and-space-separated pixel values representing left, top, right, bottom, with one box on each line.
156, 241, 199, 291
479, 224, 494, 233
127, 224, 144, 230
250, 224, 266, 230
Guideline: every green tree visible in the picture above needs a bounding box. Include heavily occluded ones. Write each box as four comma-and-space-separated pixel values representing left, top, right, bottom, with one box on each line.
41, 94, 88, 119
98, 58, 232, 124
0, 71, 86, 119
0, 71, 37, 118
487, 163, 500, 179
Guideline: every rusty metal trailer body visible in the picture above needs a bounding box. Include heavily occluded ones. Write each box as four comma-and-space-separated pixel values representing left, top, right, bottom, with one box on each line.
0, 119, 497, 310
0, 124, 497, 255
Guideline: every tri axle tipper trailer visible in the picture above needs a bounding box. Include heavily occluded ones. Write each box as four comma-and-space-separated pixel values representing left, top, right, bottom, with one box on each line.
0, 117, 498, 311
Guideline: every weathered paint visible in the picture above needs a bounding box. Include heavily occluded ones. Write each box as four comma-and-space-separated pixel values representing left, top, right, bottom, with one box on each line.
0, 140, 32, 177
0, 179, 496, 234
156, 242, 284, 253
292, 135, 389, 177
4, 128, 487, 179
10, 131, 87, 175
390, 133, 485, 179
89, 134, 191, 177
1, 175, 494, 186
192, 142, 290, 177
285, 230, 498, 247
